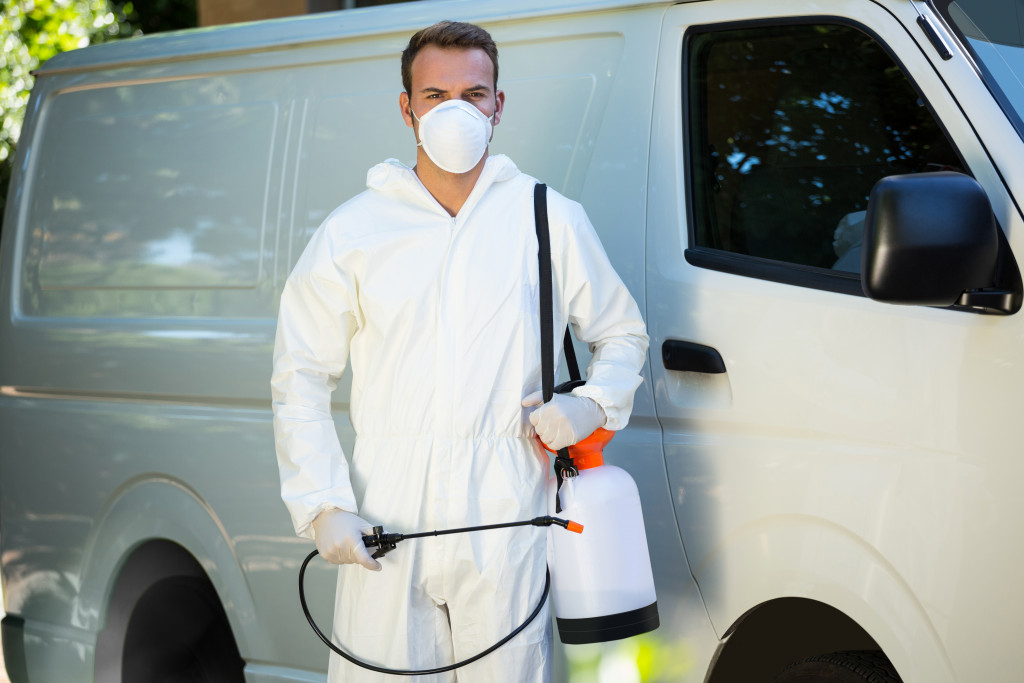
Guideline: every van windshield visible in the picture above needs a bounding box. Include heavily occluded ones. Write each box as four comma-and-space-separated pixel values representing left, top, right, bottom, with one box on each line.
936, 0, 1024, 137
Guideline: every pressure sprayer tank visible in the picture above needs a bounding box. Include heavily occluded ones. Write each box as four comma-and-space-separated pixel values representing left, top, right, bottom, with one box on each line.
545, 428, 659, 644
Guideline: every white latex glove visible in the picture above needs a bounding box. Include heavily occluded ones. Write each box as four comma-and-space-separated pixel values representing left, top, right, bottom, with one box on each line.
311, 509, 382, 571
522, 391, 607, 451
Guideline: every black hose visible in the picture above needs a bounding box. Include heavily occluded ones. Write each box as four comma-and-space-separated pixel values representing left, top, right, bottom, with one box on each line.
298, 550, 550, 676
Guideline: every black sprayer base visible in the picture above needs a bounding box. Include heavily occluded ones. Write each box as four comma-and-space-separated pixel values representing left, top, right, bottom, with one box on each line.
556, 602, 660, 645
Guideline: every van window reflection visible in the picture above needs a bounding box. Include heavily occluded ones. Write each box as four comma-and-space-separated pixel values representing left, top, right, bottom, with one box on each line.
688, 23, 963, 273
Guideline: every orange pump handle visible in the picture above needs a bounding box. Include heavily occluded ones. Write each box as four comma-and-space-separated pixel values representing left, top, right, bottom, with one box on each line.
540, 427, 614, 469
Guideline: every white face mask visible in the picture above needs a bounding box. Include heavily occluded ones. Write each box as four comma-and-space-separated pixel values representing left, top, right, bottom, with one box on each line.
411, 98, 494, 174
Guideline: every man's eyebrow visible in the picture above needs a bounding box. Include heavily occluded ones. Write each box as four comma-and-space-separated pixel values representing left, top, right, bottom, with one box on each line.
418, 84, 491, 94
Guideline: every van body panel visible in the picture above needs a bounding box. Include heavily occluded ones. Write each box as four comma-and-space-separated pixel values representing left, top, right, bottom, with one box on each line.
4, 0, 1024, 681
32, 0, 703, 76
648, 1, 1024, 681
16, 619, 93, 683
1, 3, 697, 681
243, 664, 326, 683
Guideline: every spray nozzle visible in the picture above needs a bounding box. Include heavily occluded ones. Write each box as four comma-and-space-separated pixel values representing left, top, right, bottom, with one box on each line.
533, 515, 584, 534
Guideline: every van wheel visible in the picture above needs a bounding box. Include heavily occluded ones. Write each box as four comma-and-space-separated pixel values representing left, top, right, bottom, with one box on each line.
122, 575, 245, 683
773, 650, 902, 683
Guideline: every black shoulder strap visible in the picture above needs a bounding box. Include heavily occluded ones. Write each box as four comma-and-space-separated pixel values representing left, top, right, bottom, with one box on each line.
535, 183, 556, 405
534, 183, 579, 506
533, 183, 581, 399
563, 328, 581, 383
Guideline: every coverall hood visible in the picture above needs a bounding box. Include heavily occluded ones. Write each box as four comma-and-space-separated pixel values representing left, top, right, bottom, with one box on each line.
365, 154, 521, 197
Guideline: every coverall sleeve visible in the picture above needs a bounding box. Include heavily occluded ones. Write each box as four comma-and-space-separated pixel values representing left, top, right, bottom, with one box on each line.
551, 196, 650, 431
271, 224, 362, 539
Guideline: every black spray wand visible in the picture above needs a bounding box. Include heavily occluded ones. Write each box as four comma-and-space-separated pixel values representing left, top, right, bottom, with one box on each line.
361, 515, 583, 559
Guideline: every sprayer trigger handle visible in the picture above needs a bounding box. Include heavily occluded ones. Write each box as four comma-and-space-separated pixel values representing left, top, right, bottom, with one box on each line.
362, 526, 382, 554
362, 526, 402, 559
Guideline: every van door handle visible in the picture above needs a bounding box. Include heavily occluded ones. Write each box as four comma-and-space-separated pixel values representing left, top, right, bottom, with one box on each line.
662, 340, 726, 374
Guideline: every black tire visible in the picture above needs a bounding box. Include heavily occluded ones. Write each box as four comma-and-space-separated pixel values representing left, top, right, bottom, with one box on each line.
122, 576, 245, 683
773, 650, 902, 683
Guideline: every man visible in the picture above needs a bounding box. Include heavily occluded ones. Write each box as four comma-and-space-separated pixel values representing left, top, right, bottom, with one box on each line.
272, 20, 648, 682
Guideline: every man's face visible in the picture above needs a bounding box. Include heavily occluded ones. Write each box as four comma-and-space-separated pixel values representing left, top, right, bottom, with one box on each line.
400, 45, 504, 138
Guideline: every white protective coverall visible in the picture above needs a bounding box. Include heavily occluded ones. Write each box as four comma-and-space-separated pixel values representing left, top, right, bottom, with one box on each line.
272, 154, 648, 682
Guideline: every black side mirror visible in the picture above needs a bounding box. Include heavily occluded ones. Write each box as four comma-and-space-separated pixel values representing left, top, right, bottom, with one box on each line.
862, 172, 1016, 313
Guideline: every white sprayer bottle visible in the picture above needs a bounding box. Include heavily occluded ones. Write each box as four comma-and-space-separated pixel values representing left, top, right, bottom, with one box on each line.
545, 428, 659, 644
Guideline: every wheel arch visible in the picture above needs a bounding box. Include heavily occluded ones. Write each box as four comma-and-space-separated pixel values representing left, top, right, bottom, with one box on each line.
693, 516, 957, 683
76, 476, 269, 676
706, 597, 883, 682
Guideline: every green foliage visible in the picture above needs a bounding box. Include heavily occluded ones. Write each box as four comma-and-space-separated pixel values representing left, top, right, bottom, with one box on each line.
2, 1, 119, 159
116, 0, 195, 36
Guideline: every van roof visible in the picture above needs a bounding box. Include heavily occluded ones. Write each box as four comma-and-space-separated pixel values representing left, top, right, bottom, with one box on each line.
36, 0, 682, 75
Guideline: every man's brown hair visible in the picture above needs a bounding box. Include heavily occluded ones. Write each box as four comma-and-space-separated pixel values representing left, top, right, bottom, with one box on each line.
401, 21, 499, 95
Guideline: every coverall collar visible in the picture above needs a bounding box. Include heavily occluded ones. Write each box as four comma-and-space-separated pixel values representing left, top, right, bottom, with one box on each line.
366, 154, 520, 220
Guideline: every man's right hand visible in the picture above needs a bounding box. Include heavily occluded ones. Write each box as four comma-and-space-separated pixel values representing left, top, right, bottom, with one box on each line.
311, 509, 383, 571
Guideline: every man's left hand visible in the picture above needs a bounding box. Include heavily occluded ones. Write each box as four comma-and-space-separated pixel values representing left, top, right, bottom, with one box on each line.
522, 392, 606, 450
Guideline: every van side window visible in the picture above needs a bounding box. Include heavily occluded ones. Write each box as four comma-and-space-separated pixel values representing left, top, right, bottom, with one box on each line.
21, 81, 277, 318
687, 23, 962, 277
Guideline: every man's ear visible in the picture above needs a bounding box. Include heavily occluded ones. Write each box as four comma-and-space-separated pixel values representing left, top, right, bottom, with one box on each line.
399, 91, 414, 129
493, 89, 505, 126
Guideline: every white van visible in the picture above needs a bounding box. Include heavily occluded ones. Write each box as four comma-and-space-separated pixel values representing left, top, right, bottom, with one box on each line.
3, 0, 1023, 681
